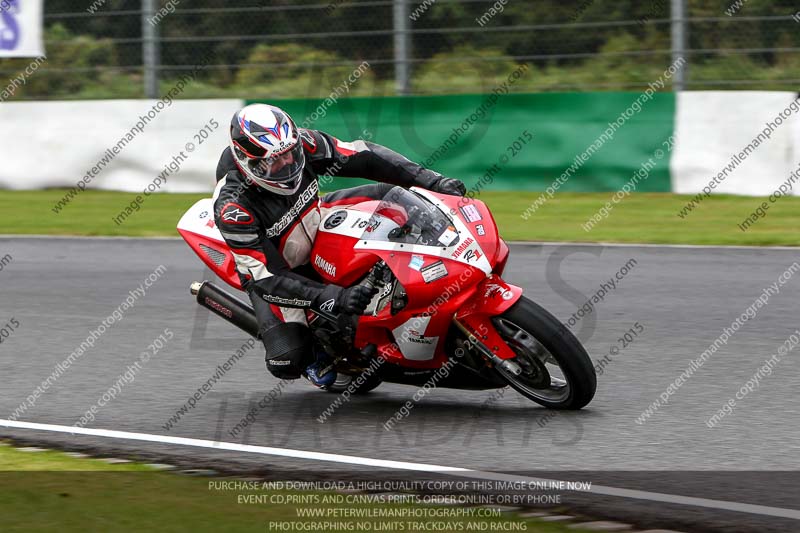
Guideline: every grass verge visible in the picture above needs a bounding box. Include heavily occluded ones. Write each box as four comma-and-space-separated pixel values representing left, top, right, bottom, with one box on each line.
0, 444, 590, 532
6, 189, 798, 245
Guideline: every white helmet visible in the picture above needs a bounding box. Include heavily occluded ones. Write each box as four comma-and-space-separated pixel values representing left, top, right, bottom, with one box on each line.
229, 103, 305, 195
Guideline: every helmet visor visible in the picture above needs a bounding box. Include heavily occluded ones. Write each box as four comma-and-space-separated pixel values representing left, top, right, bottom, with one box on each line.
234, 142, 305, 191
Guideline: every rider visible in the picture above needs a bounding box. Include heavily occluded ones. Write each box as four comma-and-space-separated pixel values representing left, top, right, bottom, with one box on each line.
214, 103, 466, 387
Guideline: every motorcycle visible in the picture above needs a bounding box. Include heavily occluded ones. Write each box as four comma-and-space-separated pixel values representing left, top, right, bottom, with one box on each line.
177, 185, 596, 409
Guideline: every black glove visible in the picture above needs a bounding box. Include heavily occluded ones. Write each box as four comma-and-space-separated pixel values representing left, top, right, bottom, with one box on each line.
316, 285, 378, 315
340, 285, 379, 314
431, 177, 467, 196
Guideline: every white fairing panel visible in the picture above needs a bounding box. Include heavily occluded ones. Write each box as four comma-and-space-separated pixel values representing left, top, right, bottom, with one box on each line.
317, 207, 401, 240
177, 198, 226, 244
392, 315, 439, 361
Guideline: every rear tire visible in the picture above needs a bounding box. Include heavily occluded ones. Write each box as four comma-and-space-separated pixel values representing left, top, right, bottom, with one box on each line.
492, 296, 596, 409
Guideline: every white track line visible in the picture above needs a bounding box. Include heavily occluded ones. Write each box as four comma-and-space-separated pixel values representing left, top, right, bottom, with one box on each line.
0, 419, 467, 473
1, 418, 799, 520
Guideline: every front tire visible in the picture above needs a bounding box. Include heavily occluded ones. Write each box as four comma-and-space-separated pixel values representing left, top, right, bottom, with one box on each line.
492, 296, 596, 409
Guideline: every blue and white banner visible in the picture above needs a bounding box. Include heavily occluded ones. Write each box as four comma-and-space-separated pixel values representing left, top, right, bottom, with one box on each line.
0, 0, 45, 58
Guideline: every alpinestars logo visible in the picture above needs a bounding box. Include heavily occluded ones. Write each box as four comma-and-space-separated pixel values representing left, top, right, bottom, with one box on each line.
261, 294, 312, 307
320, 299, 335, 313
265, 181, 319, 237
220, 203, 253, 225
224, 209, 249, 222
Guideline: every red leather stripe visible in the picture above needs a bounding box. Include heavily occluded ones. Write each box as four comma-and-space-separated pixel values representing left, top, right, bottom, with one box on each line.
302, 139, 317, 154
332, 137, 358, 156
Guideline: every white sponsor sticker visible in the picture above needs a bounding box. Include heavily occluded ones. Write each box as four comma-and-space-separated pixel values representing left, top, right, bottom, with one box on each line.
460, 204, 482, 222
475, 224, 486, 236
438, 227, 459, 246
420, 261, 448, 283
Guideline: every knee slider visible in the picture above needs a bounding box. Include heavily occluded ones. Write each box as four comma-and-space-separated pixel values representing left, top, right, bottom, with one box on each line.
261, 322, 313, 379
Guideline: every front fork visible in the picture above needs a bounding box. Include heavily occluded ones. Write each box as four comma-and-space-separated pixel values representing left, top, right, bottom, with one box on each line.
452, 318, 522, 376
452, 274, 525, 374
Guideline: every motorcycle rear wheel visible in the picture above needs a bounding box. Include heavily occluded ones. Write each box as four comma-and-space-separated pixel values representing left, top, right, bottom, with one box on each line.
492, 296, 596, 410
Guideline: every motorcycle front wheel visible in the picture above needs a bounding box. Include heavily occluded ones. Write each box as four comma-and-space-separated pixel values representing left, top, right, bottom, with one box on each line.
492, 296, 596, 410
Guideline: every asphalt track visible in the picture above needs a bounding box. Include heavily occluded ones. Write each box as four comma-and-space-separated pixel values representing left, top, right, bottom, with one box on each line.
1, 237, 799, 532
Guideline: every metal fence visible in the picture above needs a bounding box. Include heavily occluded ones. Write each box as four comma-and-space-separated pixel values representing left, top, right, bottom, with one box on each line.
2, 0, 800, 100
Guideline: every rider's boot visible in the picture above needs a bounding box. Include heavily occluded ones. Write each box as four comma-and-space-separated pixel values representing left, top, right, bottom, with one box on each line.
304, 348, 336, 389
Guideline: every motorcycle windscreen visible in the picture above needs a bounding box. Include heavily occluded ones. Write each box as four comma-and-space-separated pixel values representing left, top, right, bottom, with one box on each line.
358, 186, 461, 247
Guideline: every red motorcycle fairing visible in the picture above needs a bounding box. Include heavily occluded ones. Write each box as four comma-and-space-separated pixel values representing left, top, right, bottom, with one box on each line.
310, 201, 382, 286
430, 190, 510, 277
435, 194, 501, 270
178, 188, 521, 369
177, 199, 243, 290
351, 261, 523, 367
308, 187, 519, 369
352, 251, 486, 369
454, 275, 523, 360
494, 239, 510, 276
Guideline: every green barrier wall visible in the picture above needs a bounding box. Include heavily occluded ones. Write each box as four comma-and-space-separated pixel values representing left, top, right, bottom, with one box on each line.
247, 92, 675, 192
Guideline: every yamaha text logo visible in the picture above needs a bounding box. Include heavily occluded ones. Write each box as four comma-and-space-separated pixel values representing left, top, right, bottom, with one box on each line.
314, 254, 337, 277
451, 237, 475, 259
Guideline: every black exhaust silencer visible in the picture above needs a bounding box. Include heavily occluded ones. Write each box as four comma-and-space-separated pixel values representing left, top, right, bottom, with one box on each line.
190, 281, 259, 338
